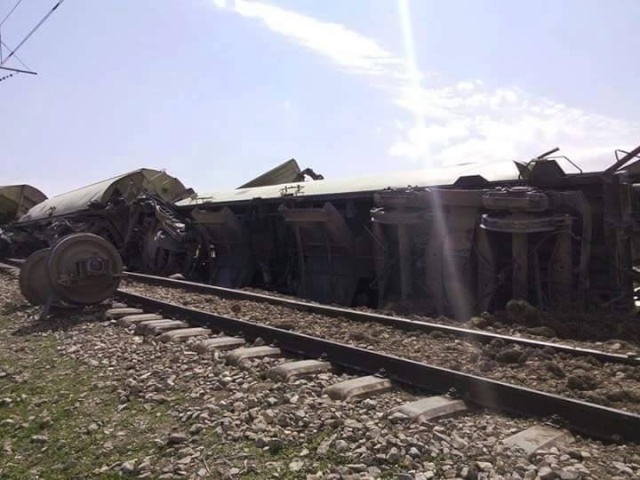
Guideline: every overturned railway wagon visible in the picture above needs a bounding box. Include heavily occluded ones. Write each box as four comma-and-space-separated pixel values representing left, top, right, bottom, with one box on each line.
5, 147, 640, 318
177, 149, 640, 318
0, 184, 48, 257
0, 184, 47, 224
7, 169, 194, 273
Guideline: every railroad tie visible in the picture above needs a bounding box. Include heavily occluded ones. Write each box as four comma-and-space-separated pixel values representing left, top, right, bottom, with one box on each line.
388, 395, 467, 423
117, 313, 163, 327
501, 425, 574, 457
104, 307, 144, 320
225, 346, 282, 366
135, 319, 189, 336
325, 375, 393, 401
267, 359, 333, 382
157, 327, 212, 343
194, 336, 246, 353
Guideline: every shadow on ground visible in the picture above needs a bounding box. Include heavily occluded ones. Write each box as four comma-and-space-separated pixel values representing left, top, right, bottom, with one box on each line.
1, 302, 33, 316
10, 305, 108, 336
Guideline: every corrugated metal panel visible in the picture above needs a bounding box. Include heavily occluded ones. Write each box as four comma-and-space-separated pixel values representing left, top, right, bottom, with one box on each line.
0, 185, 48, 223
17, 169, 190, 223
178, 160, 522, 207
237, 159, 303, 188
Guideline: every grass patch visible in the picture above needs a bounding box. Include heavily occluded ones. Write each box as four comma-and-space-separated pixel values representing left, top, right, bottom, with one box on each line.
0, 315, 176, 479
0, 283, 385, 479
0, 306, 349, 479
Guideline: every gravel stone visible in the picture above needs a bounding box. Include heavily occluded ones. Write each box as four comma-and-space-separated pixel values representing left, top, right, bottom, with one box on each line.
496, 348, 524, 364
566, 373, 598, 391
168, 433, 188, 445
538, 465, 558, 479
2, 271, 640, 479
289, 459, 304, 471
120, 461, 136, 474
122, 280, 640, 413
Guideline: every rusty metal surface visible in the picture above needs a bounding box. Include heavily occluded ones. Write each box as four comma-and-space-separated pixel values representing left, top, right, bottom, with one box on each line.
0, 184, 47, 223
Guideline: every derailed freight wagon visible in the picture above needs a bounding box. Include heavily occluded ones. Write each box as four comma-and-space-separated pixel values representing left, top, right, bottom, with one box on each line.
177, 148, 640, 318
6, 169, 195, 274
0, 184, 48, 257
2, 158, 326, 270
0, 184, 47, 224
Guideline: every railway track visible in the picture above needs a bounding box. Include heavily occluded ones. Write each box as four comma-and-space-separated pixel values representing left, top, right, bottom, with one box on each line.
120, 273, 640, 419
5, 256, 639, 363
0, 258, 23, 268
109, 275, 640, 445
0, 276, 613, 479
5, 256, 640, 445
124, 271, 640, 366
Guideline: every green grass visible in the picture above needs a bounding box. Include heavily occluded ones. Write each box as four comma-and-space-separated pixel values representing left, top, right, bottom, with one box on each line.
0, 307, 345, 479
0, 330, 176, 479
0, 287, 413, 479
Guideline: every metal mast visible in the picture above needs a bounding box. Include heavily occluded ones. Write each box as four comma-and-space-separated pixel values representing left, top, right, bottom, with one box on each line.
0, 0, 65, 83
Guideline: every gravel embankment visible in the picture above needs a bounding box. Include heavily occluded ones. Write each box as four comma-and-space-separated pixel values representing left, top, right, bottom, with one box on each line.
2, 272, 640, 479
122, 280, 640, 415
241, 285, 640, 355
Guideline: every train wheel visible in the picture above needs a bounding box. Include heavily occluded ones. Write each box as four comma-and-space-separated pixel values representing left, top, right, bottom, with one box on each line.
19, 248, 53, 305
46, 233, 123, 305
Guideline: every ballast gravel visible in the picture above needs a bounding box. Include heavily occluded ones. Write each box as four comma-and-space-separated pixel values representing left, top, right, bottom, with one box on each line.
122, 280, 640, 415
241, 286, 640, 355
2, 271, 640, 479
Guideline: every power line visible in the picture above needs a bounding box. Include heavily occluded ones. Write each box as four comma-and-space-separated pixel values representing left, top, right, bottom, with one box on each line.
0, 0, 65, 82
1, 0, 65, 66
0, 0, 25, 28
0, 64, 35, 75
0, 38, 30, 70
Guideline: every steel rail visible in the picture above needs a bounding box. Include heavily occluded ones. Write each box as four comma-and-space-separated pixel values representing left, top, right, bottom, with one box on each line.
124, 271, 640, 366
116, 289, 640, 443
0, 261, 20, 275
0, 258, 24, 267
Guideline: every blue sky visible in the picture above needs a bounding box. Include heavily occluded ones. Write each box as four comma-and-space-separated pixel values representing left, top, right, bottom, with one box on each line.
2, 0, 639, 197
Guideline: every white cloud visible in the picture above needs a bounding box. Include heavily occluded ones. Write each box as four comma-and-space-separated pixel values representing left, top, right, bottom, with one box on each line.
390, 79, 639, 169
211, 0, 640, 171
213, 0, 403, 78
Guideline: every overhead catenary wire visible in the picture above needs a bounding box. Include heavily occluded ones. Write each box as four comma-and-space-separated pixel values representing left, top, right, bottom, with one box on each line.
1, 0, 65, 66
0, 33, 35, 78
0, 38, 30, 70
0, 0, 25, 27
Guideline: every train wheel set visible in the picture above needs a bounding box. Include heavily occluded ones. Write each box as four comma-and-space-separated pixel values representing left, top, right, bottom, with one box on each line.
18, 233, 123, 320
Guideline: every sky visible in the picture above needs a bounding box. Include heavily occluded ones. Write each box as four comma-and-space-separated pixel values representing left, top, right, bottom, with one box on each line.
1, 0, 639, 198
